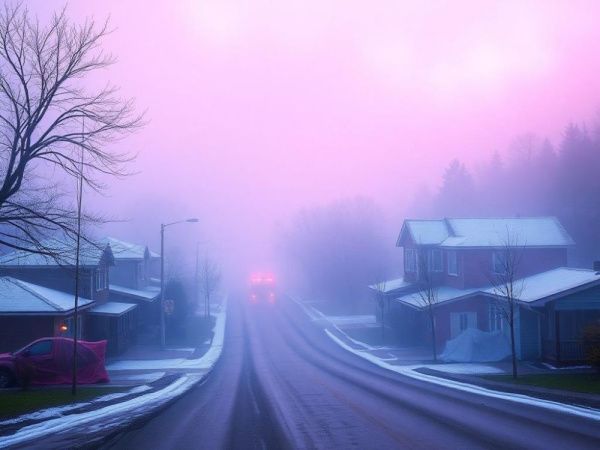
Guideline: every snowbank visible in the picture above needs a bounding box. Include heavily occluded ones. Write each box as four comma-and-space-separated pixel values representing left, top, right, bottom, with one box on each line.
440, 328, 510, 363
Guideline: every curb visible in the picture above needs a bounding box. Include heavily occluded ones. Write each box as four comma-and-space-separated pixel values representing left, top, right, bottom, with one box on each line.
0, 297, 228, 448
290, 295, 600, 422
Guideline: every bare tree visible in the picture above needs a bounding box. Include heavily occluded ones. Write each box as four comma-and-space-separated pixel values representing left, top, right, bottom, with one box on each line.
488, 232, 524, 379
415, 248, 439, 362
198, 257, 221, 318
0, 4, 142, 255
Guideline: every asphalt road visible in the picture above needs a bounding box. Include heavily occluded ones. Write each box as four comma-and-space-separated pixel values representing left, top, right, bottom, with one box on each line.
107, 296, 600, 450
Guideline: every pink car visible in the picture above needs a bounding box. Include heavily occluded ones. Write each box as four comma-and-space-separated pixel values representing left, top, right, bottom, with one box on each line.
0, 337, 109, 388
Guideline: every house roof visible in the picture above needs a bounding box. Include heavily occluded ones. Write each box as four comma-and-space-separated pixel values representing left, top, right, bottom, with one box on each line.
398, 220, 449, 246
0, 277, 93, 315
394, 267, 600, 310
396, 286, 480, 309
89, 301, 137, 316
0, 238, 114, 268
397, 217, 574, 248
105, 237, 160, 261
368, 277, 412, 294
485, 267, 600, 304
109, 284, 160, 302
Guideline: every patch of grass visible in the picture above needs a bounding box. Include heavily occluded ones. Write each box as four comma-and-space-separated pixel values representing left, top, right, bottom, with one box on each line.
486, 373, 600, 394
0, 386, 127, 420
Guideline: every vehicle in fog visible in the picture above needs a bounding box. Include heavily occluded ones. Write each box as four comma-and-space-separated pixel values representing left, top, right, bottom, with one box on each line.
248, 273, 277, 305
0, 337, 109, 388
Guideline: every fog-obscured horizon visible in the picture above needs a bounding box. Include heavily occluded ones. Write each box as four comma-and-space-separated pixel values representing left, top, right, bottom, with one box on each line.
25, 1, 600, 301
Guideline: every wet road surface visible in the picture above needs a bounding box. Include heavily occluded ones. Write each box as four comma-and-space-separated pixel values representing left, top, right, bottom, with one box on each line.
107, 296, 600, 449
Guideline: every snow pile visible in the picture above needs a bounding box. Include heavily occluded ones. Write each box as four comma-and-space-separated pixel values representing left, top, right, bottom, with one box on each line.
440, 328, 510, 363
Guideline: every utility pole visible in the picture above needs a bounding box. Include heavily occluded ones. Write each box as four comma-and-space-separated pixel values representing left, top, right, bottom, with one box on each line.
72, 121, 84, 396
160, 218, 198, 349
195, 242, 200, 315
160, 223, 166, 349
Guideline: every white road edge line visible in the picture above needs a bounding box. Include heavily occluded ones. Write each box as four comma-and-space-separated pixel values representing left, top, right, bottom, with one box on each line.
325, 329, 600, 422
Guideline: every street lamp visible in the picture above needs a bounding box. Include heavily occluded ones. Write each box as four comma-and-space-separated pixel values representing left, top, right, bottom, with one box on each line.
160, 218, 199, 349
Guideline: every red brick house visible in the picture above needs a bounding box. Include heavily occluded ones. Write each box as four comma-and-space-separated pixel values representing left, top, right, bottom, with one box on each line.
0, 277, 94, 352
0, 239, 138, 355
376, 217, 600, 363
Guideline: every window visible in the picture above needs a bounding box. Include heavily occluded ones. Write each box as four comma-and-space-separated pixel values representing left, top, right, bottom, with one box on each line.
447, 251, 458, 276
429, 249, 442, 272
450, 312, 477, 337
493, 251, 506, 274
404, 248, 416, 272
26, 340, 52, 356
96, 268, 108, 291
489, 305, 504, 332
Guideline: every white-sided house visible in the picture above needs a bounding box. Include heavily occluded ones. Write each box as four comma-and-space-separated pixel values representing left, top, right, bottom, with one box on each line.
0, 277, 94, 352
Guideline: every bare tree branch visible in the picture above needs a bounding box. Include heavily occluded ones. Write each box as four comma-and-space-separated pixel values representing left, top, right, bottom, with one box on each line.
0, 3, 143, 257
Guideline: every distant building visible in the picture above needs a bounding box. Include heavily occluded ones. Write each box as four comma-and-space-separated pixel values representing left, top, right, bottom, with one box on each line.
374, 217, 600, 363
105, 237, 161, 340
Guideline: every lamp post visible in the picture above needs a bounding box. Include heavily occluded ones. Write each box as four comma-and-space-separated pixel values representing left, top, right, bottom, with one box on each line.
160, 218, 198, 349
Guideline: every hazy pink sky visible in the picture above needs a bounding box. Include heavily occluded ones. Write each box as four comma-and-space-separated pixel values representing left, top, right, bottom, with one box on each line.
31, 0, 600, 274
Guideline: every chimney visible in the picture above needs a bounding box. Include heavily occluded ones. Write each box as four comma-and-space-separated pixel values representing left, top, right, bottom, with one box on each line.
594, 261, 600, 272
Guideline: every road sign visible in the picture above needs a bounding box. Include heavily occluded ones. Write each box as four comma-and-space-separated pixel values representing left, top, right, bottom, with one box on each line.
164, 299, 175, 315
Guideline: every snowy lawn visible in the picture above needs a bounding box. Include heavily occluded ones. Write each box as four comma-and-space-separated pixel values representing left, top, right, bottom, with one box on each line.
484, 373, 600, 394
0, 386, 129, 420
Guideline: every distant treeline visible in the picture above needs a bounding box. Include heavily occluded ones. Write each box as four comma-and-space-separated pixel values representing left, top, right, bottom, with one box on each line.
411, 121, 600, 266
279, 197, 393, 313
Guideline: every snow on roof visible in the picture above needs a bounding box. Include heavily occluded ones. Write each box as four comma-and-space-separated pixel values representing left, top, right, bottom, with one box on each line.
369, 277, 412, 294
402, 220, 450, 245
0, 238, 113, 267
109, 284, 160, 302
89, 301, 137, 316
0, 277, 93, 314
395, 267, 600, 310
396, 286, 480, 309
485, 267, 600, 303
442, 217, 575, 248
397, 217, 574, 248
105, 237, 159, 260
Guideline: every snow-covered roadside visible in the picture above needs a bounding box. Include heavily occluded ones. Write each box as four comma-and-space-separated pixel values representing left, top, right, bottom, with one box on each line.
0, 385, 152, 427
290, 297, 384, 352
325, 330, 600, 422
0, 297, 228, 448
290, 296, 600, 421
107, 300, 227, 371
0, 375, 202, 448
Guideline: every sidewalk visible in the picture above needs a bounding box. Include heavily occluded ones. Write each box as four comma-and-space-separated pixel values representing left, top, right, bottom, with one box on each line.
0, 297, 227, 448
292, 296, 600, 421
